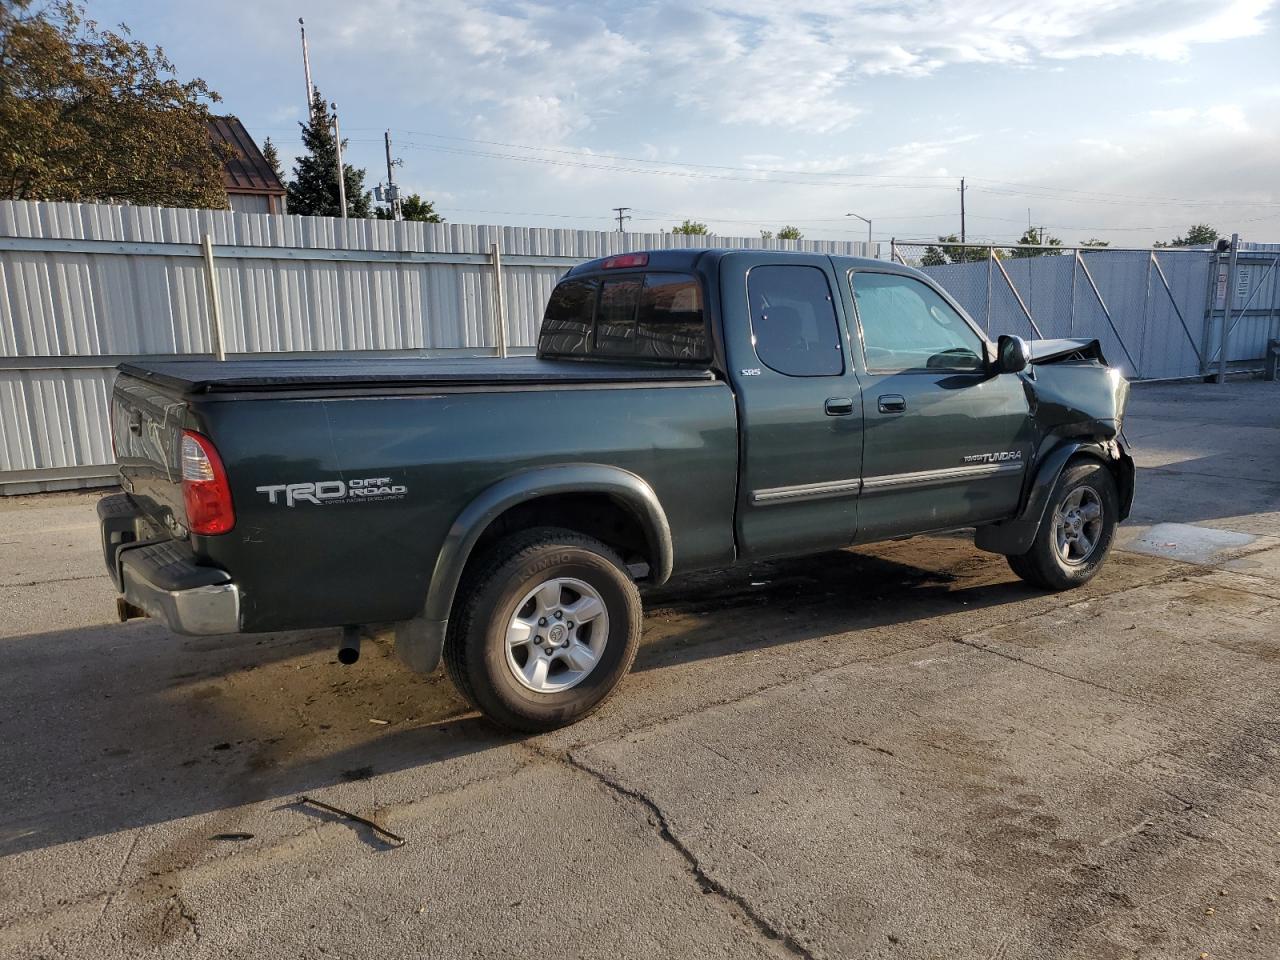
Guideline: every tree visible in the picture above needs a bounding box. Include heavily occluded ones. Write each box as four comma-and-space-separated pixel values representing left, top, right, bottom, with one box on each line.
1080, 238, 1109, 247
262, 137, 283, 182
1155, 224, 1219, 248
1009, 227, 1063, 258
776, 225, 803, 240
285, 89, 372, 218
0, 0, 227, 206
374, 192, 443, 222
920, 234, 990, 266
759, 229, 773, 241
672, 219, 708, 235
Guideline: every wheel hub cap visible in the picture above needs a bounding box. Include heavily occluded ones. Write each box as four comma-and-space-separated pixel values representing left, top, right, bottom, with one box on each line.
505, 577, 609, 693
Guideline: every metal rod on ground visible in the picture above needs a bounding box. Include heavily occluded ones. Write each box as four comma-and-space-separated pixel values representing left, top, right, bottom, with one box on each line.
332, 102, 348, 220
201, 234, 226, 361
491, 242, 507, 359
1217, 233, 1239, 383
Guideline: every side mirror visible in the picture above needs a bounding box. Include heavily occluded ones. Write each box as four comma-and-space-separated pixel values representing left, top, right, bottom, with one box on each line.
996, 334, 1030, 374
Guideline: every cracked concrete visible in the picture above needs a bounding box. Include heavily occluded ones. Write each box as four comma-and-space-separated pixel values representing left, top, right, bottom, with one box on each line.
1, 378, 1279, 959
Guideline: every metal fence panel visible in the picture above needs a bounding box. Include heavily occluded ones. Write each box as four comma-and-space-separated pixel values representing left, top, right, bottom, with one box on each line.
0, 199, 875, 491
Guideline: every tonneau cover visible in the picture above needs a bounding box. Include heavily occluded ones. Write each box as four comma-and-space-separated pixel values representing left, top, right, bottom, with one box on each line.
118, 356, 717, 394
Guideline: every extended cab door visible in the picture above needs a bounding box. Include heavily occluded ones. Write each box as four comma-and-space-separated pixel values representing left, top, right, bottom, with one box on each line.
721, 254, 864, 559
842, 268, 1034, 542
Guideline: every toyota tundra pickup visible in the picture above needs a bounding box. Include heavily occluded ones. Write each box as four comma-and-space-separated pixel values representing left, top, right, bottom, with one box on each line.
99, 249, 1134, 730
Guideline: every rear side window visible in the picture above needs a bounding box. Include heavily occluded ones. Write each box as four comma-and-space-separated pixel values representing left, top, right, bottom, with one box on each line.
747, 265, 844, 376
538, 272, 709, 363
539, 278, 598, 356
637, 275, 707, 361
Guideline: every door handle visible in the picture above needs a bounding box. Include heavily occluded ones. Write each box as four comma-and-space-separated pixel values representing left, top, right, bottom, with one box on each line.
824, 397, 854, 417
877, 394, 907, 414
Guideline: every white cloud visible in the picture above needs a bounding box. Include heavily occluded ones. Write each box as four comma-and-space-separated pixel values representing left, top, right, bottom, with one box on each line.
1149, 104, 1251, 133
288, 0, 1274, 140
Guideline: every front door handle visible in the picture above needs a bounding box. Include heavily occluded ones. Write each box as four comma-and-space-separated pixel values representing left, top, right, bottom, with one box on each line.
878, 394, 907, 414
824, 397, 854, 417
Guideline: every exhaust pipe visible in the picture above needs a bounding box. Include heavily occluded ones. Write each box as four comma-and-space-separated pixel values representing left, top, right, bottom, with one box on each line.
338, 626, 361, 665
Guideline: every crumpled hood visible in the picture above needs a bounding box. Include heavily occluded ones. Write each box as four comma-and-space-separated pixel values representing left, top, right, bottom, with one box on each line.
1023, 339, 1129, 439
1027, 338, 1106, 365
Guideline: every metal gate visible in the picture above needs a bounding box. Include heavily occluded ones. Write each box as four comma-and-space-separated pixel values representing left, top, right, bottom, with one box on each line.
890, 239, 1280, 381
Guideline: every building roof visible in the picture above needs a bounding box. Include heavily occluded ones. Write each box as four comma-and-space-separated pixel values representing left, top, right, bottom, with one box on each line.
207, 116, 285, 197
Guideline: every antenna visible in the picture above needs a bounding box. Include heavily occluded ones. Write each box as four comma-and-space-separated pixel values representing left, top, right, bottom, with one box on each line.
299, 18, 315, 117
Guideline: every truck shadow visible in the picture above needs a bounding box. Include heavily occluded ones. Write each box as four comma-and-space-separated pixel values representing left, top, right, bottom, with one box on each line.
0, 536, 1043, 860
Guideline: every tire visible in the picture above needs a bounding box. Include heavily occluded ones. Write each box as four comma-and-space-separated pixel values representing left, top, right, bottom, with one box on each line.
443, 527, 642, 732
1007, 459, 1119, 591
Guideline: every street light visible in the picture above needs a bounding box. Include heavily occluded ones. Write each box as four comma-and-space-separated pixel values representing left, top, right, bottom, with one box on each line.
845, 212, 872, 252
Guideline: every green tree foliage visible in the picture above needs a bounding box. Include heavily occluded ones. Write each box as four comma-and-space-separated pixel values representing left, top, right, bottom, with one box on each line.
262, 137, 283, 181
671, 219, 708, 235
285, 90, 371, 218
1080, 238, 1110, 247
1155, 224, 1219, 248
0, 0, 227, 206
1009, 227, 1063, 258
374, 192, 443, 222
920, 234, 990, 266
776, 225, 803, 240
759, 229, 773, 241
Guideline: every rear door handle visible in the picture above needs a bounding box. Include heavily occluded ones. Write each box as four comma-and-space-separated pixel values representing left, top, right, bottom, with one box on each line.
824, 397, 854, 417
878, 394, 907, 414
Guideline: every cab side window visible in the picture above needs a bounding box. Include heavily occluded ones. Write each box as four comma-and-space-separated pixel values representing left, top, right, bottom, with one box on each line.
747, 265, 844, 376
851, 272, 984, 373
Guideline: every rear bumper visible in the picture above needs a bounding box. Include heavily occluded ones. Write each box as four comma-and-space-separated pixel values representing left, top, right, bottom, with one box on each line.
98, 494, 241, 636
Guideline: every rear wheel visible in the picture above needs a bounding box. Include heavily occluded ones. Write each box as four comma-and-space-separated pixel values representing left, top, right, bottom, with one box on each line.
1007, 460, 1118, 591
444, 527, 642, 732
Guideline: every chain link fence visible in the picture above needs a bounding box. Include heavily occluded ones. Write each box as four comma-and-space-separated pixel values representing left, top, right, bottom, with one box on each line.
889, 240, 1267, 381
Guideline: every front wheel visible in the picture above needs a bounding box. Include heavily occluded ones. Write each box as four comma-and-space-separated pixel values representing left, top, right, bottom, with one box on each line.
444, 527, 642, 732
1007, 460, 1119, 591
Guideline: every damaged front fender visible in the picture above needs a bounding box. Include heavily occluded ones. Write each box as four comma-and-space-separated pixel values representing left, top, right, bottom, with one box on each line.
975, 342, 1134, 556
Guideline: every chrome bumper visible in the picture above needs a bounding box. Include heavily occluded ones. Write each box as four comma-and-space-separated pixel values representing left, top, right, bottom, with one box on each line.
99, 493, 241, 636
119, 550, 241, 636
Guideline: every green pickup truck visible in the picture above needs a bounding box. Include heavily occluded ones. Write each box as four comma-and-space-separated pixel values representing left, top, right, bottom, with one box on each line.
99, 249, 1133, 730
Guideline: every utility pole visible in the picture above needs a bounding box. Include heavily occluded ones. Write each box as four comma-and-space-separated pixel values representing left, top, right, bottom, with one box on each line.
299, 19, 314, 116
612, 206, 631, 232
331, 102, 348, 219
384, 130, 401, 221
959, 177, 966, 245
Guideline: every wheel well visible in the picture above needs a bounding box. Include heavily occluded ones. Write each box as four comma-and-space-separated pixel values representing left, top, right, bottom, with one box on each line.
1065, 448, 1133, 519
466, 493, 654, 580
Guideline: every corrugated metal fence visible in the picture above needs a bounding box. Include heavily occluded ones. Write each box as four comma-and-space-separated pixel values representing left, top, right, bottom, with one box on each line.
891, 240, 1280, 382
0, 200, 873, 493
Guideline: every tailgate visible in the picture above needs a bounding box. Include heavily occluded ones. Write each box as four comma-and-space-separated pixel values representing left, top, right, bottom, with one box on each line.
111, 373, 189, 536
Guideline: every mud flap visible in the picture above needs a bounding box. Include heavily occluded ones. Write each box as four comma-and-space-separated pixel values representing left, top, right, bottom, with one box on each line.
395, 618, 447, 674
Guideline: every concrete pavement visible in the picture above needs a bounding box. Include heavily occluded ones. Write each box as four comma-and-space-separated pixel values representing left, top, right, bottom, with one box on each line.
1, 378, 1278, 959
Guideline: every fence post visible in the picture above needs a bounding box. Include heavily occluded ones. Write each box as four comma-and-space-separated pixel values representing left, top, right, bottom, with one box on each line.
1068, 249, 1077, 335
985, 246, 994, 331
201, 233, 226, 361
1217, 233, 1239, 383
490, 241, 508, 359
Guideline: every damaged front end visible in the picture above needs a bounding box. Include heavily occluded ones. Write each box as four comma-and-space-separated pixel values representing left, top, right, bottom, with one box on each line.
975, 338, 1135, 556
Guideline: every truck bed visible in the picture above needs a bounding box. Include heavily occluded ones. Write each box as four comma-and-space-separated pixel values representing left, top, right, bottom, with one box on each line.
118, 357, 717, 395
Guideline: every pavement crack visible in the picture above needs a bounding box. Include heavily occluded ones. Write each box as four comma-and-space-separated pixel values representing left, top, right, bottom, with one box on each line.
950, 635, 1139, 703
559, 748, 817, 960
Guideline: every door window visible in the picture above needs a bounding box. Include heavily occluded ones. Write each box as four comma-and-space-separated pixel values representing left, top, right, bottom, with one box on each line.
747, 265, 844, 376
851, 272, 984, 373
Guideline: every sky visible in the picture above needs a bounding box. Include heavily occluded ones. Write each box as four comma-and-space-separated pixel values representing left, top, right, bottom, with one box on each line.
92, 0, 1280, 246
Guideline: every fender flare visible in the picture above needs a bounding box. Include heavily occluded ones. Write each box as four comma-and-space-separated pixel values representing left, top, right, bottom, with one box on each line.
974, 437, 1134, 556
423, 464, 674, 625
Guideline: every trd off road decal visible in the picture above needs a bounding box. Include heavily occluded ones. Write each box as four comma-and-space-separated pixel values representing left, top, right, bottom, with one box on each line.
962, 450, 1023, 465
256, 477, 407, 507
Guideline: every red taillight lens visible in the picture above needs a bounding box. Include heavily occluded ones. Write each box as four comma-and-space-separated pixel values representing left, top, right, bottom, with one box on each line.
601, 253, 648, 270
181, 430, 235, 535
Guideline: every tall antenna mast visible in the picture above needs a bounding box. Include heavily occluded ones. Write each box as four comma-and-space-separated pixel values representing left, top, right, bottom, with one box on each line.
332, 102, 348, 219
299, 18, 315, 115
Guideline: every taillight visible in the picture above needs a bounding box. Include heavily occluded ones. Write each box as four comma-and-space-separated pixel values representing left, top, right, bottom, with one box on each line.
181, 430, 235, 535
601, 253, 648, 270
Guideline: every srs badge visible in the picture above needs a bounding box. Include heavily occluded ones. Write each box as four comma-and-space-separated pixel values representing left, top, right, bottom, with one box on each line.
256, 476, 408, 507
